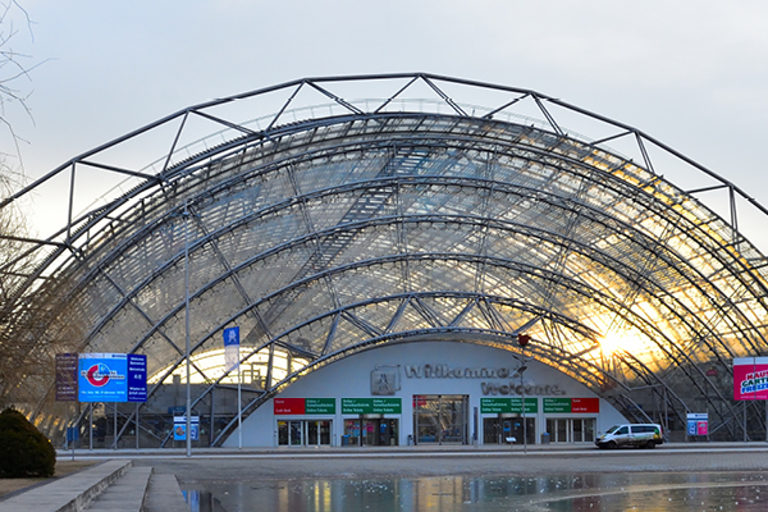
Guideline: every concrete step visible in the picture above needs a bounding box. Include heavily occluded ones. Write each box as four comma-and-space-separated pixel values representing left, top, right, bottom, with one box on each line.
143, 473, 189, 512
0, 459, 131, 512
85, 466, 152, 512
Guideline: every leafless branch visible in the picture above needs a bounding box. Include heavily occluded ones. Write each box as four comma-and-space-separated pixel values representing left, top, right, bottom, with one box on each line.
0, 0, 41, 169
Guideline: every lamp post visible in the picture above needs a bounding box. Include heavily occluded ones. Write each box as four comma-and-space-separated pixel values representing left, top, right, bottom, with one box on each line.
184, 201, 192, 458
520, 363, 528, 454
517, 333, 531, 454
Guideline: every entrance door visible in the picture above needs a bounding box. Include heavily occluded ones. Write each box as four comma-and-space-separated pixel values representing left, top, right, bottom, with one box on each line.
572, 418, 595, 442
548, 418, 568, 443
413, 395, 469, 444
483, 416, 536, 444
277, 420, 303, 446
306, 420, 332, 446
546, 418, 596, 443
343, 418, 399, 446
278, 420, 332, 446
363, 418, 399, 446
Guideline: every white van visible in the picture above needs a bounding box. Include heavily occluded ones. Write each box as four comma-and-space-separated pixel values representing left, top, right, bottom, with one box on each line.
595, 423, 663, 449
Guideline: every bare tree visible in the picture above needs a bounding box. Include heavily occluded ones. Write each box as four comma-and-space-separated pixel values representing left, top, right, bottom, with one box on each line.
0, 165, 29, 406
0, 0, 41, 165
0, 0, 40, 409
0, 0, 39, 304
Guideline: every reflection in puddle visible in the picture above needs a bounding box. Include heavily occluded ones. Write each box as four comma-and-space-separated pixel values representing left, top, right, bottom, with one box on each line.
182, 472, 768, 511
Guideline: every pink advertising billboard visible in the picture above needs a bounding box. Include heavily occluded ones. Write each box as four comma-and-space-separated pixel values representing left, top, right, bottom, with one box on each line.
733, 357, 768, 400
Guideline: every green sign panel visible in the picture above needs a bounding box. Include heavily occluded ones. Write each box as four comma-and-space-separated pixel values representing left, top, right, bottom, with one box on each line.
342, 398, 402, 414
481, 397, 537, 414
543, 397, 571, 413
481, 398, 509, 413
305, 398, 335, 414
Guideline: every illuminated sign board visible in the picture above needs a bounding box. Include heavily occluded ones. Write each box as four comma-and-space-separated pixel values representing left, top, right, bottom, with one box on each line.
480, 397, 537, 414
341, 398, 402, 414
126, 354, 147, 402
77, 353, 147, 402
543, 397, 599, 413
273, 398, 336, 415
571, 397, 599, 413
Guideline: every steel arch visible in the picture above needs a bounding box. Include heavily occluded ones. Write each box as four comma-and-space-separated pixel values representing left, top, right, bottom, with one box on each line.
3, 74, 768, 445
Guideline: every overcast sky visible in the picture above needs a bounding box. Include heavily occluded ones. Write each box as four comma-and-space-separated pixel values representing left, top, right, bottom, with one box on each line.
5, 1, 768, 248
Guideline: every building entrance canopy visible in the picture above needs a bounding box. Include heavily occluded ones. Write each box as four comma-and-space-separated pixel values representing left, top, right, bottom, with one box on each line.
2, 74, 768, 446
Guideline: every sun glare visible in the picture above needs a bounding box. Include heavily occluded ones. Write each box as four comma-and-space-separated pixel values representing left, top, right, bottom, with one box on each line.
600, 328, 650, 358
147, 347, 307, 386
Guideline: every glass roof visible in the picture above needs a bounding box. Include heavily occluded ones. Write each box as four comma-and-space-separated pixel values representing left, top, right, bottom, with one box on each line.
2, 74, 768, 444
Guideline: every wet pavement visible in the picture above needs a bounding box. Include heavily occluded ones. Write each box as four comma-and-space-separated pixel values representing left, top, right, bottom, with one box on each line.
122, 446, 768, 511
7, 445, 768, 511
181, 471, 768, 511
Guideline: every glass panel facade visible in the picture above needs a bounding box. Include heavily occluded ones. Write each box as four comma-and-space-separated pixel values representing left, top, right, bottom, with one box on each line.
278, 420, 332, 446
483, 416, 536, 445
342, 419, 398, 446
7, 75, 768, 445
546, 418, 596, 443
414, 395, 468, 444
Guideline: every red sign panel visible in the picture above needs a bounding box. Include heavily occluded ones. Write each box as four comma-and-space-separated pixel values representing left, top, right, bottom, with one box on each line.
570, 397, 599, 413
274, 397, 305, 414
734, 357, 768, 400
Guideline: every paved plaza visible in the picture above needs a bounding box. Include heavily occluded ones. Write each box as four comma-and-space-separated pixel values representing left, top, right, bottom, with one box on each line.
134, 443, 768, 480
3, 443, 768, 511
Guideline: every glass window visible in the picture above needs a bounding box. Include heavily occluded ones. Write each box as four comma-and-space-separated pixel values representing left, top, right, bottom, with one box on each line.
306, 420, 332, 446
277, 420, 304, 446
584, 419, 595, 441
343, 419, 360, 446
413, 395, 468, 444
277, 420, 288, 445
573, 418, 583, 442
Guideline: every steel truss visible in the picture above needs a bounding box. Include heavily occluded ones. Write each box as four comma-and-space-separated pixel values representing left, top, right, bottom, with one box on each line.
2, 74, 768, 445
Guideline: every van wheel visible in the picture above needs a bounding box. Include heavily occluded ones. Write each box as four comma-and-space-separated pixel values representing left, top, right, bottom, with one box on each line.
607, 441, 618, 449
645, 441, 655, 449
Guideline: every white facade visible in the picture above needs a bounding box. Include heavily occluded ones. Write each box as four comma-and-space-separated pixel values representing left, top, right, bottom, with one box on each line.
224, 341, 627, 447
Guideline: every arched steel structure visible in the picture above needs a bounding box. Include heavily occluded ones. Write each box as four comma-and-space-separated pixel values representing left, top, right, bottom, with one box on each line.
2, 73, 768, 445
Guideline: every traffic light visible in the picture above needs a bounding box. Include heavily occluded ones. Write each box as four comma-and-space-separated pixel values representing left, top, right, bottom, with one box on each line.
517, 333, 530, 347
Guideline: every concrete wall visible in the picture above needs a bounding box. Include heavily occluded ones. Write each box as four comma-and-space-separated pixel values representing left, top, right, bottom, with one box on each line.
223, 341, 626, 447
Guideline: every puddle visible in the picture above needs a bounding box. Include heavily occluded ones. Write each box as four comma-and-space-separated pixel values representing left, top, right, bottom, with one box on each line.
182, 471, 768, 511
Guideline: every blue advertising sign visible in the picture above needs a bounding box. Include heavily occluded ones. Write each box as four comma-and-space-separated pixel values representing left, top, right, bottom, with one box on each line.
173, 416, 199, 441
78, 353, 147, 402
687, 412, 708, 437
223, 326, 240, 370
127, 354, 147, 402
78, 353, 128, 402
66, 427, 79, 443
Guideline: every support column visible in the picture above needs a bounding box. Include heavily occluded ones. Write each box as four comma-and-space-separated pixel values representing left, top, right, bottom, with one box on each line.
743, 401, 748, 442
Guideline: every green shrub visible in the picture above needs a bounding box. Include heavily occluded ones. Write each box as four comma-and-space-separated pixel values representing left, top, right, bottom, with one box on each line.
0, 407, 56, 478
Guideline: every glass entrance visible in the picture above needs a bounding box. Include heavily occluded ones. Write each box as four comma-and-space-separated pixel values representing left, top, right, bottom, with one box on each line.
278, 420, 332, 446
342, 418, 399, 446
306, 420, 332, 446
277, 420, 303, 446
364, 418, 398, 446
413, 394, 469, 444
546, 418, 596, 443
483, 416, 536, 444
